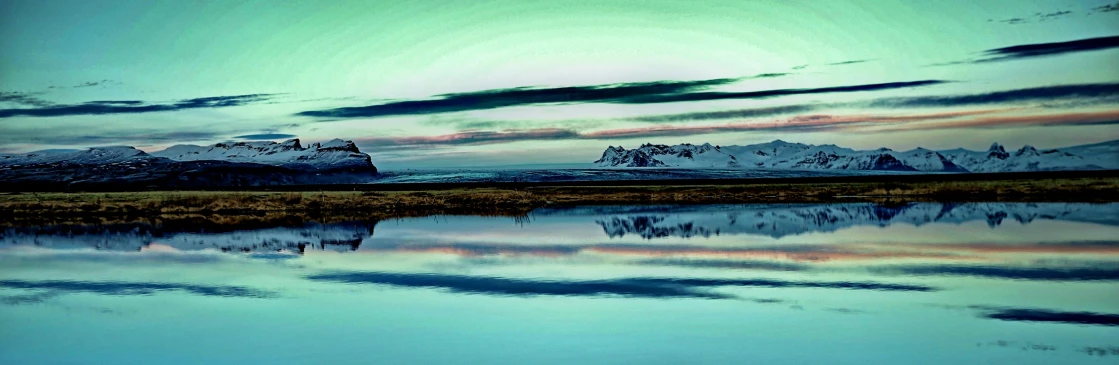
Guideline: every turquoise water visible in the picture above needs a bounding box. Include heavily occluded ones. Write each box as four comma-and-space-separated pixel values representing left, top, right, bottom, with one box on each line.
2, 203, 1117, 364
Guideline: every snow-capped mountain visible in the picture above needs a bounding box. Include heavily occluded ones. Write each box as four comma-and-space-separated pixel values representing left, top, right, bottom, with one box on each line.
0, 138, 378, 189
0, 146, 158, 166
594, 140, 1118, 172
594, 143, 740, 168
152, 138, 375, 172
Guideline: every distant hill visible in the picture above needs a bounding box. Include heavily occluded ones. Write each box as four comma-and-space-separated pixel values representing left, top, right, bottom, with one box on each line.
0, 139, 377, 190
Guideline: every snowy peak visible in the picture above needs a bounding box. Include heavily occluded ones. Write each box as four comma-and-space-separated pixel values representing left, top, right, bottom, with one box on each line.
311, 138, 361, 153
987, 143, 1010, 160
594, 139, 1119, 173
0, 146, 157, 167
1015, 145, 1038, 157
595, 142, 739, 168
152, 138, 376, 172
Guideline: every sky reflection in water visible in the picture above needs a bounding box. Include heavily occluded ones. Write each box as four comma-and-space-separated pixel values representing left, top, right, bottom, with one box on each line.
1, 202, 1118, 364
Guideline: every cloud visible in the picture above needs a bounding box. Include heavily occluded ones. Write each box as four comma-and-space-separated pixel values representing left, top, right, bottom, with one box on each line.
0, 92, 54, 107
305, 271, 935, 299
0, 94, 276, 118
297, 77, 742, 118
970, 35, 1119, 63
989, 9, 1075, 25
0, 292, 61, 306
233, 133, 298, 140
7, 131, 223, 146
613, 80, 947, 104
73, 79, 115, 88
1039, 10, 1073, 19
583, 110, 999, 139
1091, 2, 1119, 13
85, 100, 144, 105
827, 59, 872, 66
355, 128, 580, 148
748, 72, 791, 79
980, 307, 1119, 326
0, 279, 277, 298
609, 82, 1119, 123
298, 79, 946, 118
628, 105, 821, 123
874, 110, 1119, 132
868, 83, 1119, 107
355, 110, 1003, 148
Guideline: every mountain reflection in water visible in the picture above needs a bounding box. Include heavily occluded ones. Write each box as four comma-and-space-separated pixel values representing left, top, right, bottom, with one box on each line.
1, 202, 1117, 364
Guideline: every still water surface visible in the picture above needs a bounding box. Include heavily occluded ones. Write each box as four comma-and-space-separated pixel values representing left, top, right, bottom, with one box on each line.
2, 203, 1117, 364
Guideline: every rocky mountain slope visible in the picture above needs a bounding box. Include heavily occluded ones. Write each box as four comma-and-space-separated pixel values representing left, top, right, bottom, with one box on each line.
595, 140, 1118, 172
152, 138, 374, 172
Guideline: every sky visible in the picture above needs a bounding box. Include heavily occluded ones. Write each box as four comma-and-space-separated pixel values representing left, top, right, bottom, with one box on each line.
1, 0, 1117, 169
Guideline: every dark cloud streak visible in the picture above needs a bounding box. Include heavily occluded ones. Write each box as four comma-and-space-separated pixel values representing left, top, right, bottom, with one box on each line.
299, 79, 946, 119
869, 83, 1119, 107
298, 78, 742, 119
628, 105, 821, 123
827, 59, 872, 66
233, 133, 298, 140
0, 94, 276, 118
616, 80, 946, 104
0, 92, 55, 107
972, 35, 1119, 63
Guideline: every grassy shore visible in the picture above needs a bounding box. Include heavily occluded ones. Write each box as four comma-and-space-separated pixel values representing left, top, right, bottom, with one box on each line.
2, 176, 1115, 224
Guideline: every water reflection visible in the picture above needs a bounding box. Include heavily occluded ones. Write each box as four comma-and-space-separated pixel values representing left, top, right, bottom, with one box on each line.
979, 308, 1119, 326
0, 279, 277, 298
305, 271, 935, 299
581, 202, 1117, 239
2, 202, 1118, 364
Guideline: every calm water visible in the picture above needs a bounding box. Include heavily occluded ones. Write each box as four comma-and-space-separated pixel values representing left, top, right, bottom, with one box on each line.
2, 203, 1118, 364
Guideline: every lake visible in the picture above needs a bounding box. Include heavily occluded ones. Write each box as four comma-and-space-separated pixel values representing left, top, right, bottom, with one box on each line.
2, 202, 1117, 364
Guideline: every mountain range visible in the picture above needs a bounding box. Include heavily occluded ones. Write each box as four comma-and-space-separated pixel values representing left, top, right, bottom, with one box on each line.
594, 140, 1119, 172
0, 139, 377, 190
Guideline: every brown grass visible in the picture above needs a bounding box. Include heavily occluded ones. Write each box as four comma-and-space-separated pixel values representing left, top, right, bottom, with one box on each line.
1, 177, 1114, 224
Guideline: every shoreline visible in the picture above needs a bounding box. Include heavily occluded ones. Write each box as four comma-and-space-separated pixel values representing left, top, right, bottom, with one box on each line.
2, 175, 1115, 225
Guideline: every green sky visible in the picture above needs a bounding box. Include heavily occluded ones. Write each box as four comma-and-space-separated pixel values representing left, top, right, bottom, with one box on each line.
1, 0, 1117, 168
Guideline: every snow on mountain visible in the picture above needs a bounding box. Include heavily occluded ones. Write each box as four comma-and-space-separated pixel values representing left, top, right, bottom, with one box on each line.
594, 143, 739, 168
0, 146, 157, 167
934, 142, 1110, 173
594, 139, 1118, 173
0, 138, 380, 189
152, 138, 376, 172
